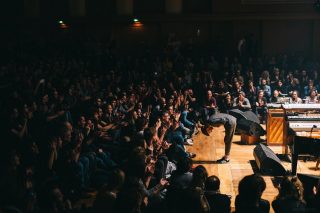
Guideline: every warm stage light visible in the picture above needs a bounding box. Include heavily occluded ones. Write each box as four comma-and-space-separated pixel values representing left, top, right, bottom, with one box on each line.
58, 20, 64, 24
132, 18, 143, 28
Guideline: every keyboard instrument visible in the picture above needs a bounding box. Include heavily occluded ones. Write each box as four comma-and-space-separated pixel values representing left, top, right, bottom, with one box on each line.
282, 104, 320, 110
292, 136, 320, 174
287, 115, 320, 121
288, 122, 320, 131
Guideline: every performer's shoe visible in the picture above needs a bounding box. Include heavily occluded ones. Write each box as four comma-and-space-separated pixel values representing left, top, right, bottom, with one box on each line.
216, 157, 230, 164
188, 152, 197, 158
184, 138, 194, 145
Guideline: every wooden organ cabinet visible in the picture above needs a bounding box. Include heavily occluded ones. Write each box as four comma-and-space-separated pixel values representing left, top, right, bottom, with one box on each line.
266, 104, 285, 146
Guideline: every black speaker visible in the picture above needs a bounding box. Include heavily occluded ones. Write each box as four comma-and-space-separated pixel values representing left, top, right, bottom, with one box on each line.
229, 109, 260, 124
237, 119, 266, 137
253, 144, 286, 176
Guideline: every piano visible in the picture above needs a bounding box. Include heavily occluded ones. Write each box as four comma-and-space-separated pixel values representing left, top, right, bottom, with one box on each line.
292, 136, 320, 174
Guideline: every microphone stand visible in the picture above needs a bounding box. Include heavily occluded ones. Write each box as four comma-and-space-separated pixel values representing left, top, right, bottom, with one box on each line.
310, 125, 317, 138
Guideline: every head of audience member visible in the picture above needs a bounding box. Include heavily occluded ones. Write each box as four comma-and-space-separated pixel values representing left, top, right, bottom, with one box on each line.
236, 174, 267, 212
302, 70, 308, 77
273, 90, 280, 98
291, 90, 300, 100
77, 116, 86, 128
175, 157, 193, 175
191, 165, 208, 188
276, 176, 305, 203
226, 93, 232, 102
167, 105, 174, 116
248, 80, 254, 88
95, 98, 103, 107
234, 81, 241, 90
310, 89, 318, 99
291, 78, 300, 86
205, 175, 221, 192
161, 111, 170, 125
261, 79, 267, 87
238, 91, 246, 102
135, 117, 148, 132
218, 80, 225, 89
257, 90, 264, 99
206, 90, 213, 100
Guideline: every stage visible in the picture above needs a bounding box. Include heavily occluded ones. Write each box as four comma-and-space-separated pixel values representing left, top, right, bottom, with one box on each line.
188, 125, 320, 212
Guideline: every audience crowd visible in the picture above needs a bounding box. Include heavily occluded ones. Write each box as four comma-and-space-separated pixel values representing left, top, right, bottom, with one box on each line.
0, 31, 320, 212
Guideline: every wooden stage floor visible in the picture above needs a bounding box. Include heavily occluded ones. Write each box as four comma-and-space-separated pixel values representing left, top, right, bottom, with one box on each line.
188, 126, 320, 211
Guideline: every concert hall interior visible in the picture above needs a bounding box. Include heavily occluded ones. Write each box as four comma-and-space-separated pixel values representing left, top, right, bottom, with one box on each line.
1, 0, 320, 213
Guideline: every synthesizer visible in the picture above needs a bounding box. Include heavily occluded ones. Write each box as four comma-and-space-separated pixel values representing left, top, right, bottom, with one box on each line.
282, 104, 320, 110
287, 115, 320, 121
288, 122, 320, 132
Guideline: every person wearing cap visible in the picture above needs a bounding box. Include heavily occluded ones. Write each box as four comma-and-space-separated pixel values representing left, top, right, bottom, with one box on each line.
201, 112, 237, 164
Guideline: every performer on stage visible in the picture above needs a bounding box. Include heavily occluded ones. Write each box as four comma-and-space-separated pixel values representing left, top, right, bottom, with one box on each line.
201, 113, 237, 164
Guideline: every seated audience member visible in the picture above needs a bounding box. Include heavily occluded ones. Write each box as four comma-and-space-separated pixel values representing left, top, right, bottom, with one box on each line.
113, 182, 146, 213
254, 90, 268, 123
272, 176, 306, 213
304, 79, 318, 98
166, 157, 193, 212
270, 68, 282, 88
220, 93, 233, 113
202, 90, 217, 122
183, 165, 210, 213
287, 78, 301, 96
214, 80, 230, 108
274, 80, 287, 95
305, 90, 319, 104
233, 92, 251, 111
289, 90, 303, 104
205, 175, 231, 213
169, 157, 193, 190
93, 169, 125, 213
235, 174, 270, 213
271, 89, 280, 103
231, 81, 244, 97
257, 79, 271, 100
245, 80, 257, 105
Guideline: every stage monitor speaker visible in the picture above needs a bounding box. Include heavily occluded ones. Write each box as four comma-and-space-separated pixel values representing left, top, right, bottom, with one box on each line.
229, 109, 260, 124
253, 144, 286, 176
237, 119, 266, 137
